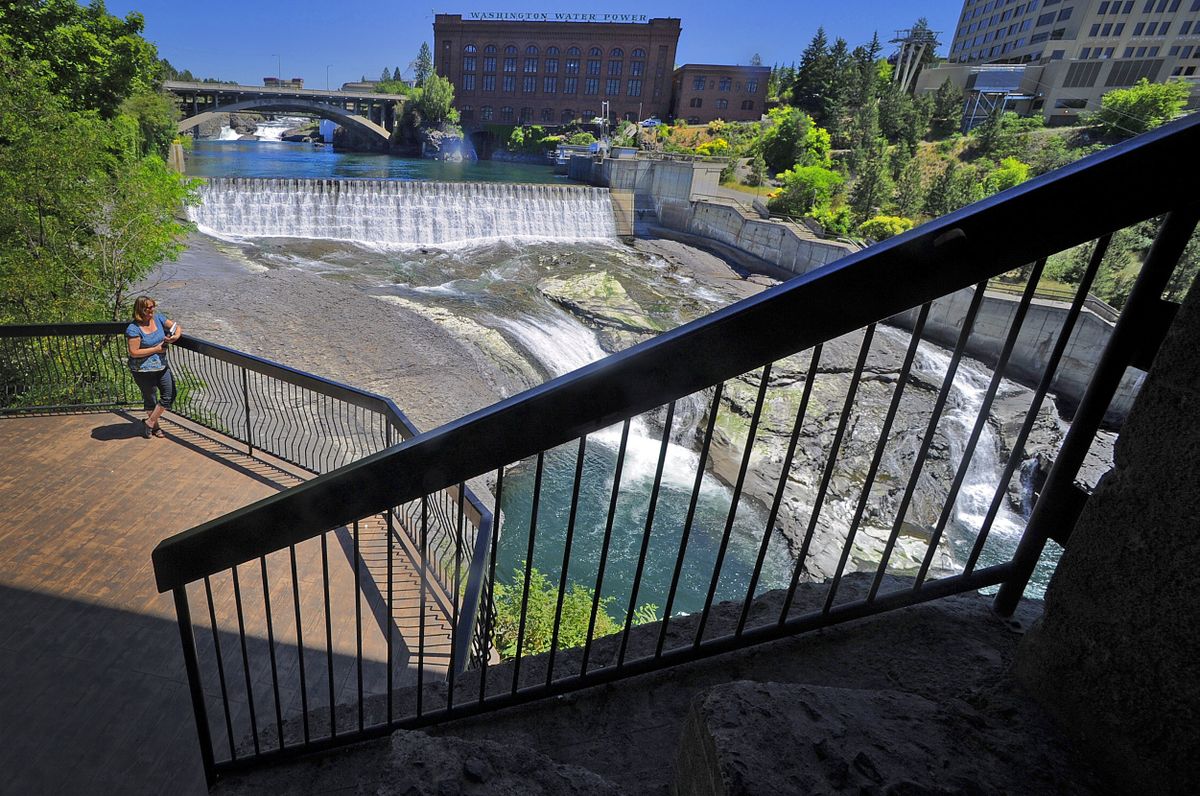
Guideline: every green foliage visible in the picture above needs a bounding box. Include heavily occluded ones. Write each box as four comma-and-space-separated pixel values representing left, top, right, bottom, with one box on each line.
983, 157, 1031, 194
117, 91, 179, 158
414, 42, 433, 87
694, 137, 731, 156
924, 162, 984, 217
930, 78, 964, 136
760, 106, 831, 175
491, 566, 657, 660
505, 125, 551, 154
567, 131, 597, 146
768, 165, 844, 216
0, 0, 160, 117
1093, 78, 1190, 139
848, 139, 893, 223
744, 152, 768, 186
374, 79, 412, 95
412, 72, 458, 127
858, 215, 915, 240
893, 155, 926, 217
809, 204, 854, 236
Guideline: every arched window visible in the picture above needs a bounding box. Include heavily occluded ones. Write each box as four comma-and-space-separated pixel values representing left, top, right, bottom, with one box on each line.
481, 105, 493, 120
525, 44, 538, 54
588, 47, 602, 56
689, 97, 703, 108
484, 44, 496, 53
567, 47, 581, 56
546, 46, 560, 55
561, 108, 575, 123
505, 45, 518, 54
610, 47, 623, 57
464, 44, 477, 53
631, 48, 646, 58
500, 105, 514, 121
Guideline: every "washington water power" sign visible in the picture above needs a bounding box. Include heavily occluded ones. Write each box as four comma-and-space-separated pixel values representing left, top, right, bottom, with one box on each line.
466, 11, 651, 22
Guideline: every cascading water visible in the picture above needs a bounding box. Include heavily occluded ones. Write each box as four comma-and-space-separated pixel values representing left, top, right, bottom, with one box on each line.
216, 126, 241, 141
189, 178, 618, 246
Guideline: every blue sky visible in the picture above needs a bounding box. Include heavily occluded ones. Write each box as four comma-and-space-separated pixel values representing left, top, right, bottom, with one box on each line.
106, 1, 964, 88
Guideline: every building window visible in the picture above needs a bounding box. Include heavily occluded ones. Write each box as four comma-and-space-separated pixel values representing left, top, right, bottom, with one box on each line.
609, 60, 623, 76
1038, 11, 1056, 25
689, 97, 703, 107
627, 79, 642, 96
746, 79, 759, 93
482, 75, 496, 91
484, 45, 496, 54
462, 74, 476, 91
566, 59, 580, 75
587, 60, 601, 75
564, 77, 578, 94
561, 108, 574, 123
631, 60, 645, 77
464, 44, 477, 53
567, 46, 580, 56
719, 77, 731, 91
481, 105, 493, 120
483, 57, 496, 73
610, 47, 624, 57
632, 48, 646, 57
502, 76, 515, 93
544, 76, 557, 93
541, 107, 554, 122
692, 75, 707, 90
585, 78, 599, 95
524, 58, 537, 73
520, 107, 533, 123
523, 76, 535, 93
546, 59, 558, 74
500, 106, 513, 121
463, 57, 476, 72
525, 45, 538, 55
603, 78, 617, 95
505, 45, 517, 55
589, 47, 602, 56
715, 98, 728, 109
741, 99, 754, 110
582, 109, 595, 120
503, 57, 516, 72
1058, 7, 1072, 19
547, 46, 559, 55
460, 105, 473, 120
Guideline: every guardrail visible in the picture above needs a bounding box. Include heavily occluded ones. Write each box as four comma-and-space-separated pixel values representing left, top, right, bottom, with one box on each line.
112, 114, 1200, 783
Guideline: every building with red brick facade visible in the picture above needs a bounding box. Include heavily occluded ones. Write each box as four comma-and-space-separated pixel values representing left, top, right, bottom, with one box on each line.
432, 14, 681, 127
670, 64, 770, 124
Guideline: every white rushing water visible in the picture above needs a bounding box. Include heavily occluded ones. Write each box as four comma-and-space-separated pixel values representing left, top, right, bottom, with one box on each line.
216, 126, 241, 141
190, 178, 619, 246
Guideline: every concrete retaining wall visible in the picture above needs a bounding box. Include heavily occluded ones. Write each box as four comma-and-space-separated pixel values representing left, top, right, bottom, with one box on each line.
888, 286, 1140, 423
682, 202, 854, 276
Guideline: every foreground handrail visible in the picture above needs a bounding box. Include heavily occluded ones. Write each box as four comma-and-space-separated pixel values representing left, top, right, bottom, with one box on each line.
152, 112, 1200, 593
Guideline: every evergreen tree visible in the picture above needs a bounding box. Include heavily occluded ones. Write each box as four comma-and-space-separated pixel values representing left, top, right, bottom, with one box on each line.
792, 28, 830, 120
380, 67, 391, 82
393, 67, 402, 81
414, 42, 433, 87
849, 139, 893, 223
924, 162, 957, 217
823, 37, 853, 143
750, 53, 763, 66
930, 78, 964, 136
894, 155, 925, 217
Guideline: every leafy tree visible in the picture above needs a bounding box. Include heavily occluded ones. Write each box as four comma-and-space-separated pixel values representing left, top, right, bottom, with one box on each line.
859, 215, 915, 240
1093, 78, 1190, 138
760, 106, 830, 175
414, 42, 433, 87
810, 204, 854, 236
412, 72, 458, 127
769, 165, 844, 216
924, 162, 983, 217
930, 78, 964, 136
567, 131, 596, 145
893, 155, 926, 217
118, 91, 179, 158
0, 0, 160, 117
983, 157, 1031, 195
849, 139, 893, 223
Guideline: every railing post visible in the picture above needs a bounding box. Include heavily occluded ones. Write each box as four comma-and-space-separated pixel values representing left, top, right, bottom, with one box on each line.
241, 366, 253, 456
994, 205, 1200, 617
172, 586, 218, 787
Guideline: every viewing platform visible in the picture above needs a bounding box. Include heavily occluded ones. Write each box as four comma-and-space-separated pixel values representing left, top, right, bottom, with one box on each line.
0, 411, 450, 795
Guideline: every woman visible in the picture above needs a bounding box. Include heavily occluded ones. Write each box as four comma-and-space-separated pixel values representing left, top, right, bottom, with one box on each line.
126, 295, 182, 439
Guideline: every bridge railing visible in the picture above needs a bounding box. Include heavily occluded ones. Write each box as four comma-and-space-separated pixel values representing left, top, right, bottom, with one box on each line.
145, 115, 1198, 783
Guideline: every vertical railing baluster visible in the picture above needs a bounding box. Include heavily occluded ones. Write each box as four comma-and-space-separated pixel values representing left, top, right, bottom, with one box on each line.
259, 556, 285, 751
204, 576, 237, 761
289, 546, 310, 744
173, 587, 217, 787
417, 496, 429, 716
354, 520, 363, 733
386, 511, 394, 723
548, 437, 587, 684
321, 531, 336, 737
230, 566, 261, 756
479, 468, 504, 704
583, 419, 631, 676
447, 484, 466, 710
513, 453, 545, 692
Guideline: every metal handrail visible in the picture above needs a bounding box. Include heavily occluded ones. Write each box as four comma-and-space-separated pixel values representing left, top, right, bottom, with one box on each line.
152, 113, 1199, 593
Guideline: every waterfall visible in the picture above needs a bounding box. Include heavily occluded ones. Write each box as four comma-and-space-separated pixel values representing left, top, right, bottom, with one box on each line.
189, 178, 619, 246
217, 126, 241, 141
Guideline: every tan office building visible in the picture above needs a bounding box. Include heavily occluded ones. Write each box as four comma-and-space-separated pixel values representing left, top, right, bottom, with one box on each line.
927, 0, 1200, 123
432, 13, 681, 127
670, 64, 770, 124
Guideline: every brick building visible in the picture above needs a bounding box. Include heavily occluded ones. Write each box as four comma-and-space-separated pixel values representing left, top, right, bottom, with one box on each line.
670, 64, 771, 123
432, 13, 681, 127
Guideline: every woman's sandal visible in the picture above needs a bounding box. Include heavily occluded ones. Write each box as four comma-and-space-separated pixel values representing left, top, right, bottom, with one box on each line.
150, 422, 165, 438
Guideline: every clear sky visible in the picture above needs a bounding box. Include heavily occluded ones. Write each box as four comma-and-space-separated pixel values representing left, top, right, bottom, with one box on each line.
104, 1, 964, 89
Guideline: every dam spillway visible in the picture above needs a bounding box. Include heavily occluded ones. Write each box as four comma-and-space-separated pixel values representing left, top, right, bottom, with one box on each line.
189, 178, 619, 246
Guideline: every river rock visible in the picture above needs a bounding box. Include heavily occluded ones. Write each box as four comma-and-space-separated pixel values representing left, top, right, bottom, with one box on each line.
229, 112, 264, 134
539, 271, 663, 336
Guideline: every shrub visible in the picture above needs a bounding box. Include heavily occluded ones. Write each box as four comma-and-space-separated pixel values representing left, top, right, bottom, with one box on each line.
767, 165, 844, 216
809, 204, 854, 237
1093, 78, 1190, 139
567, 131, 596, 146
695, 137, 731, 156
858, 215, 915, 241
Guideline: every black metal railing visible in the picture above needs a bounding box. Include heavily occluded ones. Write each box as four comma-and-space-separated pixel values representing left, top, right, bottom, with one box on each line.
38, 115, 1200, 784
0, 325, 494, 676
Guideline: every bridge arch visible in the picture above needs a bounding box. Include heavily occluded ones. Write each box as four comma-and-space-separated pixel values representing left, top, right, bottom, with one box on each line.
178, 97, 393, 144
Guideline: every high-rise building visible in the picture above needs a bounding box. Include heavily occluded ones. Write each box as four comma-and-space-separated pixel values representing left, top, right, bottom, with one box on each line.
432, 14, 681, 128
921, 0, 1200, 124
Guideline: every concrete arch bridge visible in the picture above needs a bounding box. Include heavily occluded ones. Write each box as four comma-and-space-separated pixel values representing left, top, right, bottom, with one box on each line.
167, 80, 405, 145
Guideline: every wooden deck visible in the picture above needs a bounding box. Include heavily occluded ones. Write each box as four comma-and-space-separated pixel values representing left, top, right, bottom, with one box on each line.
0, 412, 451, 795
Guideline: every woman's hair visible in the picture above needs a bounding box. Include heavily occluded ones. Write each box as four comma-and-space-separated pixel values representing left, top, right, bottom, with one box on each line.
132, 296, 156, 322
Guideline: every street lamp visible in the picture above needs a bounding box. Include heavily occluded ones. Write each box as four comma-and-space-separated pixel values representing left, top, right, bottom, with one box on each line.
272, 54, 281, 83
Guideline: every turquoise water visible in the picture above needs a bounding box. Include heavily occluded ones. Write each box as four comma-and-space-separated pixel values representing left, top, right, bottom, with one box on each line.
185, 140, 560, 182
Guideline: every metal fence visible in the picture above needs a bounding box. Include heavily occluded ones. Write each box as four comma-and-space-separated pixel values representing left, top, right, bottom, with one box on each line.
40, 115, 1200, 784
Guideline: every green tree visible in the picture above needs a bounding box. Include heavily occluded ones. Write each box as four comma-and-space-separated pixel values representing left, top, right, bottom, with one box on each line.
791, 28, 831, 119
983, 157, 1031, 195
750, 53, 763, 66
380, 67, 391, 82
849, 139, 893, 223
930, 78, 964, 136
392, 66, 402, 81
1094, 78, 1190, 138
0, 0, 160, 117
412, 72, 458, 127
924, 162, 983, 217
769, 165, 844, 216
859, 215, 915, 240
893, 155, 926, 217
117, 91, 180, 158
760, 106, 830, 175
414, 42, 433, 87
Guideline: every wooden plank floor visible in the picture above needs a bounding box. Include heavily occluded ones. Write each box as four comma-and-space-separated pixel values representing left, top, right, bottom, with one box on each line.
0, 412, 452, 795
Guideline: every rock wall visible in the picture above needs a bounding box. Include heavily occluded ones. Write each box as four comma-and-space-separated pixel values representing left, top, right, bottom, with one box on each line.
1015, 277, 1200, 794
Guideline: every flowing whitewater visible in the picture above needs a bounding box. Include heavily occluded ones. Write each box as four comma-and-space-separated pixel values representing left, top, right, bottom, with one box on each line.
189, 178, 618, 246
